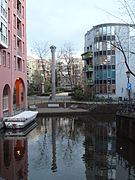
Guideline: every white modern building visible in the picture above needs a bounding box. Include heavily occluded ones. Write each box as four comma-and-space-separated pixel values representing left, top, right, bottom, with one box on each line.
82, 23, 135, 100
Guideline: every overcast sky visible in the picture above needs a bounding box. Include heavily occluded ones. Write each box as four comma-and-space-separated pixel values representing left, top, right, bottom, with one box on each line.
26, 0, 120, 56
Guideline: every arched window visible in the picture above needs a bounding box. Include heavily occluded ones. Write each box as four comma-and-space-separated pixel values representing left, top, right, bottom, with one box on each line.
3, 85, 9, 112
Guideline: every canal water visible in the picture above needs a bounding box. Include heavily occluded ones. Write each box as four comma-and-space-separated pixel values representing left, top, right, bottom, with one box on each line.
0, 115, 135, 180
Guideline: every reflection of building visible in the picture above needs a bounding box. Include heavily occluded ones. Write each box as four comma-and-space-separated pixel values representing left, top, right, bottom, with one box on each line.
116, 135, 135, 179
82, 23, 135, 99
0, 138, 28, 180
82, 121, 116, 180
0, 0, 27, 118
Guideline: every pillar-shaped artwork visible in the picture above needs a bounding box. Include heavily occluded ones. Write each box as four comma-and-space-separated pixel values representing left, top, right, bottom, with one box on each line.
50, 45, 56, 101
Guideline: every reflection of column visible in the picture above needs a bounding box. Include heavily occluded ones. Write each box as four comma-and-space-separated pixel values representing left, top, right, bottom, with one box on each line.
51, 118, 57, 172
50, 45, 56, 101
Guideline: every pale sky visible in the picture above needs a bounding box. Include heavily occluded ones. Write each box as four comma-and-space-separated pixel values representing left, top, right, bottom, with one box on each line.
26, 0, 120, 56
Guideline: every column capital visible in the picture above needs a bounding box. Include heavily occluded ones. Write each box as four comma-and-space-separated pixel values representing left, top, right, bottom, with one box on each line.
50, 45, 56, 52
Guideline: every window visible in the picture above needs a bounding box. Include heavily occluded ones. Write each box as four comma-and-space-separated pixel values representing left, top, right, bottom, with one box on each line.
103, 70, 107, 79
107, 55, 111, 64
107, 26, 111, 35
22, 6, 24, 18
8, 30, 10, 46
14, 14, 16, 28
99, 28, 102, 36
14, 56, 16, 69
103, 41, 106, 50
99, 42, 102, 51
1, 0, 7, 18
14, 35, 16, 49
22, 24, 24, 36
3, 86, 8, 112
107, 41, 111, 50
1, 21, 7, 44
103, 26, 106, 35
108, 69, 111, 77
17, 58, 22, 71
112, 71, 115, 79
23, 60, 25, 72
104, 84, 107, 94
3, 51, 6, 66
96, 42, 99, 50
23, 42, 24, 54
7, 53, 10, 67
112, 84, 115, 94
8, 8, 10, 23
96, 30, 99, 37
111, 56, 115, 65
111, 26, 115, 35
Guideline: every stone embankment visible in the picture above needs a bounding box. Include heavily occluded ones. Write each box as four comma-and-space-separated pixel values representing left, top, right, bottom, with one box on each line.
34, 102, 118, 116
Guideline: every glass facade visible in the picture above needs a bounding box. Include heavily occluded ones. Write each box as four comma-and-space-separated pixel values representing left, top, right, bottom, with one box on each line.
94, 25, 116, 95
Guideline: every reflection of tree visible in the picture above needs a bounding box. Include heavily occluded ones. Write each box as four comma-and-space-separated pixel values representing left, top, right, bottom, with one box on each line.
56, 116, 83, 167
34, 118, 51, 169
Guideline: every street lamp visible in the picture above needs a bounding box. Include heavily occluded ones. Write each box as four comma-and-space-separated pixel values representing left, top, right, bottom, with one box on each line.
126, 70, 131, 104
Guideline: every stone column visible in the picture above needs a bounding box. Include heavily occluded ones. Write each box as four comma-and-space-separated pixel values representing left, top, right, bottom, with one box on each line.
50, 45, 56, 101
41, 83, 45, 94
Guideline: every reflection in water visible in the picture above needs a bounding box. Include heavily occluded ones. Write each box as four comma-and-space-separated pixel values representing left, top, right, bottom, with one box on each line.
82, 120, 116, 180
0, 137, 28, 180
0, 115, 135, 180
51, 117, 57, 172
116, 137, 135, 179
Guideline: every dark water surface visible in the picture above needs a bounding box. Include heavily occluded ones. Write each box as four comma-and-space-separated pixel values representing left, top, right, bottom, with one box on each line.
0, 115, 135, 180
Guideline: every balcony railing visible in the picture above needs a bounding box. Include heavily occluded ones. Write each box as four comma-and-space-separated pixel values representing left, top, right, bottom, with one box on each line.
83, 65, 93, 72
81, 51, 93, 60
83, 79, 94, 85
17, 29, 22, 38
17, 9, 21, 20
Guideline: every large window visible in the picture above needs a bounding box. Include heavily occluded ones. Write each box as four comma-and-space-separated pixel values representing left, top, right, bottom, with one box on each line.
3, 50, 6, 66
111, 26, 115, 35
7, 53, 10, 67
3, 85, 8, 112
103, 27, 106, 35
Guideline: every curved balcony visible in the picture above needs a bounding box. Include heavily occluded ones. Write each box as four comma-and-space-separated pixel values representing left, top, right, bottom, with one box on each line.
81, 51, 93, 60
83, 64, 93, 72
83, 78, 94, 85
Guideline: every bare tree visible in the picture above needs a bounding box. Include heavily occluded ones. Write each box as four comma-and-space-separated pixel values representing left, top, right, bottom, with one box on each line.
102, 0, 135, 76
56, 43, 78, 91
33, 41, 50, 82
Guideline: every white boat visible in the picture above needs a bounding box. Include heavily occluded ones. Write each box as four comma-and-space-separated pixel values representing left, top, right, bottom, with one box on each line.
4, 111, 38, 129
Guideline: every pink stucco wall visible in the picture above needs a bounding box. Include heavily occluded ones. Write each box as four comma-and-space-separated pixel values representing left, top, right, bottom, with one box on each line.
0, 0, 27, 118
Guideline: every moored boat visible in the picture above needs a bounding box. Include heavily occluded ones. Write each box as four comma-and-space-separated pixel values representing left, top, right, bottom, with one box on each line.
3, 111, 38, 129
